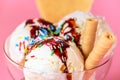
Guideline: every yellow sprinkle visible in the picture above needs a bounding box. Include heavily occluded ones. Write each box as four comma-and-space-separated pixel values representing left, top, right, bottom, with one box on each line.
24, 47, 28, 55
33, 46, 37, 50
18, 36, 22, 40
69, 66, 74, 72
33, 57, 37, 60
40, 58, 44, 60
27, 26, 32, 30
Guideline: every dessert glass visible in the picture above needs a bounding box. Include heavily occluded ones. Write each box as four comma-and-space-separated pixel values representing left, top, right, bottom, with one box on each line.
4, 36, 114, 80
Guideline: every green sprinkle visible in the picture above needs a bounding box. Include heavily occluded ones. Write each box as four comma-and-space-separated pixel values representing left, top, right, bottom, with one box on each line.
60, 22, 64, 27
49, 29, 53, 35
60, 23, 63, 27
54, 30, 60, 35
50, 50, 54, 56
45, 35, 49, 38
72, 37, 74, 42
60, 47, 63, 53
43, 35, 47, 39
38, 44, 43, 48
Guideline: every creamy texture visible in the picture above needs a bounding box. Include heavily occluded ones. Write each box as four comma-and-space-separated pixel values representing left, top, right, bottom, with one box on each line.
24, 41, 84, 73
9, 22, 29, 62
9, 18, 56, 63
24, 44, 63, 73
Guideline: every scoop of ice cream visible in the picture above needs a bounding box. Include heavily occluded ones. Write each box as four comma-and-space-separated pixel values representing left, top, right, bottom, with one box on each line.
57, 11, 112, 46
23, 37, 84, 80
24, 42, 63, 73
9, 18, 56, 62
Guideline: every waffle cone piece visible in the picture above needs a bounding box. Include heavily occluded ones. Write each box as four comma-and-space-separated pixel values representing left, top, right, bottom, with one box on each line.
82, 18, 98, 58
35, 0, 94, 23
83, 31, 115, 80
85, 31, 116, 70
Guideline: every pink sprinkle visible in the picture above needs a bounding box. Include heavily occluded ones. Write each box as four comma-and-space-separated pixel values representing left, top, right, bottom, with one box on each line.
19, 42, 22, 51
23, 41, 25, 49
31, 55, 35, 58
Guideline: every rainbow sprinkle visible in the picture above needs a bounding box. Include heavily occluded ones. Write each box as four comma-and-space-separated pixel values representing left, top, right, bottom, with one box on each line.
24, 36, 29, 41
60, 47, 63, 53
27, 26, 32, 30
24, 47, 28, 55
39, 35, 44, 40
38, 44, 43, 48
31, 55, 35, 58
50, 50, 54, 56
18, 36, 22, 40
15, 44, 19, 47
72, 37, 74, 42
60, 21, 65, 27
55, 28, 61, 35
30, 38, 35, 45
49, 28, 53, 35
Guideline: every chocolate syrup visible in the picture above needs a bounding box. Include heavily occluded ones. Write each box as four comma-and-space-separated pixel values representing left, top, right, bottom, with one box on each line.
60, 18, 81, 46
37, 18, 53, 26
25, 19, 56, 39
66, 73, 72, 80
30, 26, 39, 38
37, 18, 56, 32
25, 19, 34, 25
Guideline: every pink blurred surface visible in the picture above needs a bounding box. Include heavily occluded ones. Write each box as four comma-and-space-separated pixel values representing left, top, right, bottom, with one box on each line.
0, 0, 120, 80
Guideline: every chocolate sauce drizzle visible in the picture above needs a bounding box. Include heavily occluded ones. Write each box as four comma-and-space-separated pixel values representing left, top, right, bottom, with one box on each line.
30, 26, 39, 38
60, 18, 81, 46
25, 18, 56, 39
25, 19, 34, 25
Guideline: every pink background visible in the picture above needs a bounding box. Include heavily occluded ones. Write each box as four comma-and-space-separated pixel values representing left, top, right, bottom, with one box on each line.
0, 0, 120, 80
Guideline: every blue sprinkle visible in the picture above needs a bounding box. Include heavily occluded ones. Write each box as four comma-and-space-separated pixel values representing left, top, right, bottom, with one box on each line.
15, 44, 19, 47
39, 35, 44, 40
61, 43, 64, 47
50, 24, 55, 31
24, 36, 29, 41
65, 34, 70, 39
30, 38, 35, 45
40, 28, 48, 36
58, 40, 64, 42
55, 28, 61, 35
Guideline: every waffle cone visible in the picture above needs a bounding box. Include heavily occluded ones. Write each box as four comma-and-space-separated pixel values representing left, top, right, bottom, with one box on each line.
35, 0, 94, 23
83, 70, 95, 80
85, 31, 116, 70
82, 18, 98, 58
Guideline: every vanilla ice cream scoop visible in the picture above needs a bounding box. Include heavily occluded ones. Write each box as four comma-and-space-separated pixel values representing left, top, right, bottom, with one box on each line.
58, 11, 111, 46
23, 37, 84, 80
9, 18, 56, 63
24, 37, 84, 73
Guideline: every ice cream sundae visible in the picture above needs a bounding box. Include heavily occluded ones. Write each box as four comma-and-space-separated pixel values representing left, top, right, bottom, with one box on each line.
4, 11, 116, 80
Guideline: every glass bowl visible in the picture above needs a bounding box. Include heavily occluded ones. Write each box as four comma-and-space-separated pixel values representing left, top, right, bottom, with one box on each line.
4, 36, 113, 80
